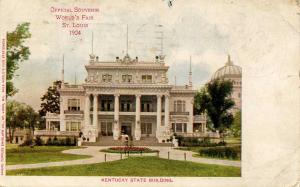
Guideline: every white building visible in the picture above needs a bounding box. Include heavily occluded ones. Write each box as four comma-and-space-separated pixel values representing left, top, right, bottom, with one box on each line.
38, 53, 207, 143
211, 55, 242, 113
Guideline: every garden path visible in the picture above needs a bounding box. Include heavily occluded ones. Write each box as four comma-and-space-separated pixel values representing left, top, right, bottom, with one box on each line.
6, 146, 241, 170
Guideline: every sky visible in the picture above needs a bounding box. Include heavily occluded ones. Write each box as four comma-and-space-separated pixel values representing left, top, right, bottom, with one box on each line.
0, 0, 299, 111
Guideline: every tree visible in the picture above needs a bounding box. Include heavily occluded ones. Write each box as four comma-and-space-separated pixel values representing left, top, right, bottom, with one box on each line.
6, 100, 40, 143
39, 80, 61, 117
7, 22, 31, 97
194, 79, 235, 139
231, 110, 241, 137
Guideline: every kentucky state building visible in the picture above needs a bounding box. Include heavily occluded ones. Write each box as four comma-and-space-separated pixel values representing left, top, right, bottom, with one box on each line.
37, 52, 209, 144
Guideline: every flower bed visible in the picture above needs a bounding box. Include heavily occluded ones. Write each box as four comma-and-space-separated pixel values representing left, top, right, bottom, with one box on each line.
101, 146, 158, 154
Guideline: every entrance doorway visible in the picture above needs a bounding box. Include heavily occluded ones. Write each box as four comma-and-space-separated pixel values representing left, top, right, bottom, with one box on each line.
121, 123, 132, 137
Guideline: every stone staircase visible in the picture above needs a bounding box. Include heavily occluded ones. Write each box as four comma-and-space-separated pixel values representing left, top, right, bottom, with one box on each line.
82, 136, 172, 147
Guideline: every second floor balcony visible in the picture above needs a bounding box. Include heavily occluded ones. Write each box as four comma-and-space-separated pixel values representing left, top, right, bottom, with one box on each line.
170, 111, 189, 115
64, 110, 84, 114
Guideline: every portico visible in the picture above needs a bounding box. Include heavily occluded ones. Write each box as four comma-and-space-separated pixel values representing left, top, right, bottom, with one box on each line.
83, 92, 170, 141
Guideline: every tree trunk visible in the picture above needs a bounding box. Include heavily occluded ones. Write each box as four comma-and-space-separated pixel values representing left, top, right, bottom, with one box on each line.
8, 127, 12, 143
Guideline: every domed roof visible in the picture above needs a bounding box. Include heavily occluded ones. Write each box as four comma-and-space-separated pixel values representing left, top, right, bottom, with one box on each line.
211, 55, 242, 80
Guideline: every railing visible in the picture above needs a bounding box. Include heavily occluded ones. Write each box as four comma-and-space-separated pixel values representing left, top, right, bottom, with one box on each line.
172, 132, 219, 138
193, 114, 206, 122
45, 113, 60, 118
64, 110, 84, 114
176, 132, 206, 137
34, 130, 79, 136
170, 111, 189, 115
64, 84, 82, 89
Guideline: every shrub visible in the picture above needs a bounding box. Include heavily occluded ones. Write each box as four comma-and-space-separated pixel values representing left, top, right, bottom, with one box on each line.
34, 136, 44, 146
217, 141, 227, 146
174, 134, 184, 146
46, 137, 52, 146
59, 138, 66, 146
52, 136, 60, 145
20, 138, 33, 146
66, 137, 72, 146
199, 146, 241, 160
72, 137, 77, 146
177, 136, 227, 147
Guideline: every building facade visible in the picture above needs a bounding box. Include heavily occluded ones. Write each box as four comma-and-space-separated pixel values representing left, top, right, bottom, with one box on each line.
42, 53, 207, 143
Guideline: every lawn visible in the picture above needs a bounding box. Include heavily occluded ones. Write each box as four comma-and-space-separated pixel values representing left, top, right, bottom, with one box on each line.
6, 146, 91, 165
7, 156, 241, 177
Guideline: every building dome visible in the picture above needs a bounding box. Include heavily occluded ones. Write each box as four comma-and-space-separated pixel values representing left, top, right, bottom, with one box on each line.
211, 55, 242, 80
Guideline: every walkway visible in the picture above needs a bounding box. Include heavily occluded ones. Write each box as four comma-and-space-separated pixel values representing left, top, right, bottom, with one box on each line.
6, 146, 241, 170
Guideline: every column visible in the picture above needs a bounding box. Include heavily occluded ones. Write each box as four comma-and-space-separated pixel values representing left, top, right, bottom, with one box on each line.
84, 94, 91, 126
59, 97, 66, 131
113, 94, 120, 140
93, 94, 98, 127
156, 95, 162, 138
164, 95, 170, 133
135, 94, 141, 140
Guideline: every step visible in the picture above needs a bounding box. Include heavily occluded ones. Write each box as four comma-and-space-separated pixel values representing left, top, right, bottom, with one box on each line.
82, 136, 172, 146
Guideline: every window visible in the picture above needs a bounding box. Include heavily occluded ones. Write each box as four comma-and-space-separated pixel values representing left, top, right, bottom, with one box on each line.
101, 100, 114, 111
171, 123, 187, 133
102, 74, 112, 82
68, 99, 80, 111
121, 100, 132, 112
141, 123, 152, 134
174, 100, 185, 112
66, 121, 81, 131
141, 102, 153, 112
101, 122, 113, 136
142, 75, 152, 83
122, 74, 133, 83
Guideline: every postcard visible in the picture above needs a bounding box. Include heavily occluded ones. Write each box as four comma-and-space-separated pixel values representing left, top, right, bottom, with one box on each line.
0, 0, 299, 186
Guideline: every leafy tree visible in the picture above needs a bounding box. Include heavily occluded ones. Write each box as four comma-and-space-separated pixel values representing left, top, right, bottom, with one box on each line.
231, 110, 241, 137
6, 100, 40, 143
7, 22, 31, 97
39, 80, 62, 117
194, 79, 235, 139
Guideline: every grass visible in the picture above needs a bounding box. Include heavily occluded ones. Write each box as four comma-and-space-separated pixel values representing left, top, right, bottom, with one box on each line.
6, 146, 91, 165
7, 156, 241, 177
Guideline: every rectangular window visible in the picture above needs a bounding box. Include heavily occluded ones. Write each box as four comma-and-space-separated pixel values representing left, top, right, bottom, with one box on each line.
141, 123, 152, 134
142, 75, 152, 83
122, 74, 133, 83
68, 99, 80, 111
66, 121, 80, 131
102, 74, 112, 82
171, 123, 187, 133
174, 100, 186, 112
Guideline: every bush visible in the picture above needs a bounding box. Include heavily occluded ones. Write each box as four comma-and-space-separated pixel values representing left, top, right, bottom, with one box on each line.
199, 146, 241, 160
174, 134, 184, 146
73, 137, 77, 146
65, 137, 72, 146
34, 136, 44, 146
20, 138, 33, 146
59, 139, 66, 146
52, 136, 60, 145
46, 137, 53, 146
176, 136, 227, 147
